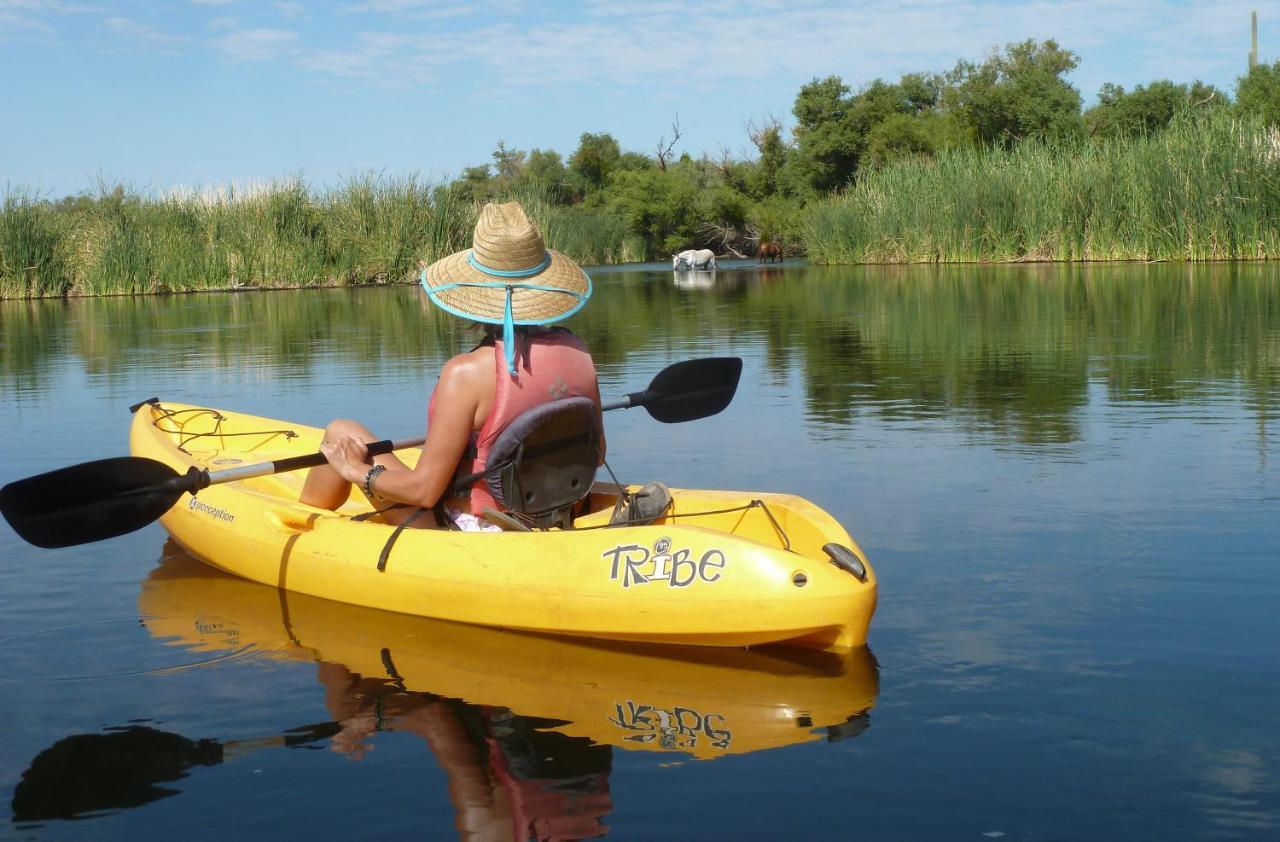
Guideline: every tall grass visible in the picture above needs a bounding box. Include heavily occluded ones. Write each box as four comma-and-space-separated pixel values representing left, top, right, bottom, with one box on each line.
1, 192, 70, 298
807, 110, 1280, 264
0, 177, 635, 299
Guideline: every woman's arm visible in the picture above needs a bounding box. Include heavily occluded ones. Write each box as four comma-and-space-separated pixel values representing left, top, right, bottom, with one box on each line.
320, 356, 482, 509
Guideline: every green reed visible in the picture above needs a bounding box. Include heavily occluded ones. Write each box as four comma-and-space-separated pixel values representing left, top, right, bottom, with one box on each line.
0, 192, 70, 298
807, 111, 1280, 264
0, 176, 638, 299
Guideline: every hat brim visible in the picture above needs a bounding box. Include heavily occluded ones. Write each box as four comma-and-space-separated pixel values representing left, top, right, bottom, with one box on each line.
422, 249, 592, 325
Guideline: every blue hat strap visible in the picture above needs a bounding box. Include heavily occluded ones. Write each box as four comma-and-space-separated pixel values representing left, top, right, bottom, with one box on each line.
502, 285, 517, 375
467, 252, 551, 278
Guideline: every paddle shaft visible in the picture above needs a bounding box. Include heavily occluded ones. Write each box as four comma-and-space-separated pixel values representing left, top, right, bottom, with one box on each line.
207, 436, 426, 487
602, 383, 734, 413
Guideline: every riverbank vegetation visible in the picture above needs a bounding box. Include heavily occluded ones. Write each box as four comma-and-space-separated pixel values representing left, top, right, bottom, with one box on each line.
5, 40, 1280, 297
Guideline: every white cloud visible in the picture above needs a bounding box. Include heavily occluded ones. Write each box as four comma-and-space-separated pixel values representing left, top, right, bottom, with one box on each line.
329, 0, 1264, 97
296, 29, 449, 84
342, 0, 470, 16
207, 15, 237, 30
103, 16, 188, 53
0, 0, 95, 39
274, 1, 303, 18
211, 27, 299, 62
0, 10, 50, 33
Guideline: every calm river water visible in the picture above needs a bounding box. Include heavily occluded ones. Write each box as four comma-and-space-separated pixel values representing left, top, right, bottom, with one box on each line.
1, 261, 1278, 839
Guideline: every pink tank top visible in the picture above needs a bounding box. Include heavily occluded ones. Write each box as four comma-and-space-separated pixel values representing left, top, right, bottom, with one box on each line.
428, 330, 598, 515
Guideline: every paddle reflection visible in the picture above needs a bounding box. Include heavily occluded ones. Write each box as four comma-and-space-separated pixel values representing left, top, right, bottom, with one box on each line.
12, 544, 878, 836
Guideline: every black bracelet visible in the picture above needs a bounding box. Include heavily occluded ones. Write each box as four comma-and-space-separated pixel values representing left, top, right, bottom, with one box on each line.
363, 464, 387, 499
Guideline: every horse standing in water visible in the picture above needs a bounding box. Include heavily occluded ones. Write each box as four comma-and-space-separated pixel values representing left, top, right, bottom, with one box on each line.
672, 249, 717, 270
757, 243, 783, 263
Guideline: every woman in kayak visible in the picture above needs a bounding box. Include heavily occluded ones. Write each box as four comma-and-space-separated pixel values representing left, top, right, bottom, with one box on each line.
300, 201, 604, 531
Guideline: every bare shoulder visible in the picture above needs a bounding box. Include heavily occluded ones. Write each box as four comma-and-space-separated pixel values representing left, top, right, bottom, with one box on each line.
438, 346, 493, 387
434, 346, 495, 422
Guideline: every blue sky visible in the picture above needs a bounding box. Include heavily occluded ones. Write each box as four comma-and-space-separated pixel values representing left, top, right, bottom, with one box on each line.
1, 0, 1272, 198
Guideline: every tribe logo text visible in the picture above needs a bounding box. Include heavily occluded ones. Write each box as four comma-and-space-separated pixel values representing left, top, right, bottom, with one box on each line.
602, 537, 726, 588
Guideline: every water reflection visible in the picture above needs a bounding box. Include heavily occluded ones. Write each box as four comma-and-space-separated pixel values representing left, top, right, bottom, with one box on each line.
672, 269, 716, 290
8, 546, 878, 832
137, 548, 878, 757
3, 262, 1276, 447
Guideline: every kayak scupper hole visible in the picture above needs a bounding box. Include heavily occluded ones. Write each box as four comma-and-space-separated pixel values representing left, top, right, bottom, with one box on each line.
792, 571, 808, 587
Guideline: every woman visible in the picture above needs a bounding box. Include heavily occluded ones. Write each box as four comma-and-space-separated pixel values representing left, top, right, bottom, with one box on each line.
300, 201, 604, 531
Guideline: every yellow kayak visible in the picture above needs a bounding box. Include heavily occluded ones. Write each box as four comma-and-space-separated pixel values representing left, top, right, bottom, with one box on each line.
129, 401, 877, 651
139, 548, 879, 759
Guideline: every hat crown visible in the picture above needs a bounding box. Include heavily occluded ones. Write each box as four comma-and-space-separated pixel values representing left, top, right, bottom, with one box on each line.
470, 202, 547, 272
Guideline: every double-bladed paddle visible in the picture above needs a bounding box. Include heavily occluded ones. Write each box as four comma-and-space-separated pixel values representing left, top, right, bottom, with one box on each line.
0, 356, 743, 549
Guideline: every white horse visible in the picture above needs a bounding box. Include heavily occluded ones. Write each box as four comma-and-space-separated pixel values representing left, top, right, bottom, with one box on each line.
672, 248, 717, 270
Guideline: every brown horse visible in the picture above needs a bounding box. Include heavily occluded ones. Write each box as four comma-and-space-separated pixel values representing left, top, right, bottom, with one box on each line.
757, 242, 783, 263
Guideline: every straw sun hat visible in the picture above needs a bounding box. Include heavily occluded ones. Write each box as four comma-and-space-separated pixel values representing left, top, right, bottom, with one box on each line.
421, 202, 592, 373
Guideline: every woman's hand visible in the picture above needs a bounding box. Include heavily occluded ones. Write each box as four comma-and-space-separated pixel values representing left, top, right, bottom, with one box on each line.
320, 435, 372, 485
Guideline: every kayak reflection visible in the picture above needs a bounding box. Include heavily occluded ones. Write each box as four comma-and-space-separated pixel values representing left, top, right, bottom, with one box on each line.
14, 544, 877, 833
139, 545, 879, 761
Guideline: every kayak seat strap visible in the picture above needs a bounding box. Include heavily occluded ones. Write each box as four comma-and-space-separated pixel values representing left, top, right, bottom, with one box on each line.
376, 506, 431, 572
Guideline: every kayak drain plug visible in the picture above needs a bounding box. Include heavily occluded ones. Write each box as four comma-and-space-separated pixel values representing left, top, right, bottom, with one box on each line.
823, 543, 867, 582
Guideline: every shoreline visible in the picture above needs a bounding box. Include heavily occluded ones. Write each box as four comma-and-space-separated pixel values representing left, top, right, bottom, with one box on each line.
4, 255, 1279, 302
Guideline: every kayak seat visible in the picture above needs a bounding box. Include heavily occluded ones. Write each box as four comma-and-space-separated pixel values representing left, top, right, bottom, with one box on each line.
482, 397, 601, 530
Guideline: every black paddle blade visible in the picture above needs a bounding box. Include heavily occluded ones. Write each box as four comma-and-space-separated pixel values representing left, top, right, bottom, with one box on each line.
0, 457, 189, 549
636, 356, 743, 423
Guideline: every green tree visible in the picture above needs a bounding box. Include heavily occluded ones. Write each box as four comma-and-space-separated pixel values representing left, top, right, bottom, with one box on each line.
455, 164, 494, 202
865, 113, 936, 166
521, 148, 574, 203
790, 76, 861, 193
1236, 61, 1280, 124
746, 118, 789, 198
790, 73, 957, 191
568, 132, 622, 190
491, 140, 524, 181
607, 168, 702, 255
948, 39, 1084, 144
1085, 80, 1224, 138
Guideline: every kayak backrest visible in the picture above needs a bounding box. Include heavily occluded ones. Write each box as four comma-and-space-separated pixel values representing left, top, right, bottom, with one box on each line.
484, 397, 601, 528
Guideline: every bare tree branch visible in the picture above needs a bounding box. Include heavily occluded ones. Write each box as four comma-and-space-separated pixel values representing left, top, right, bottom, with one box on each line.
699, 221, 753, 259
655, 114, 682, 171
744, 115, 783, 154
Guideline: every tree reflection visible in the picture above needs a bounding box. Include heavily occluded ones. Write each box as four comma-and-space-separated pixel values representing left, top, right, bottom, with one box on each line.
2, 262, 1276, 447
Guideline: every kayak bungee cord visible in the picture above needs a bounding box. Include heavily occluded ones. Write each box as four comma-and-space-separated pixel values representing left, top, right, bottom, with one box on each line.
573, 499, 792, 550
148, 404, 298, 454
595, 458, 793, 548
